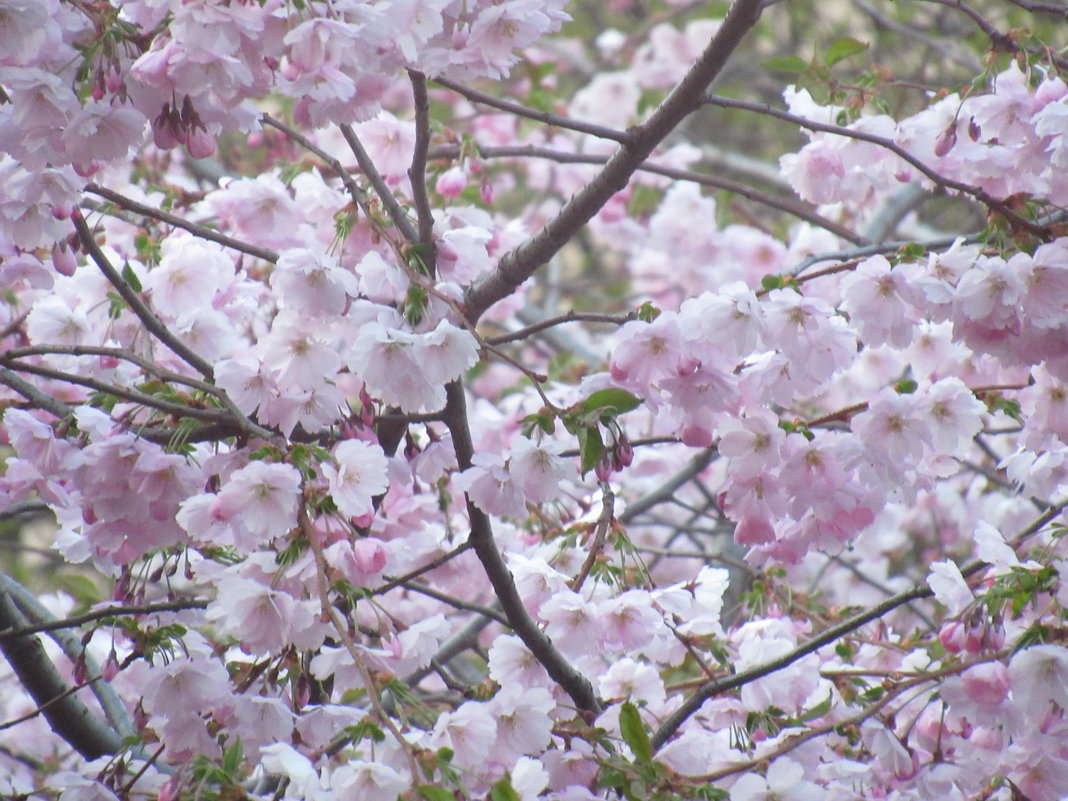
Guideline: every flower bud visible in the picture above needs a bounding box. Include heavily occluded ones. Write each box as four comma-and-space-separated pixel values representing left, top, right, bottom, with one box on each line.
934, 127, 957, 157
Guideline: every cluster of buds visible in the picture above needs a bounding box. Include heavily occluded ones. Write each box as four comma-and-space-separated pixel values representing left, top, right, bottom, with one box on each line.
151, 96, 216, 158
594, 428, 634, 482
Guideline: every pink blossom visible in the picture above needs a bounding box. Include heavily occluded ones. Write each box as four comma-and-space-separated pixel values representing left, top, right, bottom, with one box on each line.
323, 439, 389, 520
453, 452, 527, 519
216, 461, 302, 543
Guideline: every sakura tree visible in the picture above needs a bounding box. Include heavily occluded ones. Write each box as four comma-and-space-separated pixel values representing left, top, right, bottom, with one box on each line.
2, 0, 1068, 799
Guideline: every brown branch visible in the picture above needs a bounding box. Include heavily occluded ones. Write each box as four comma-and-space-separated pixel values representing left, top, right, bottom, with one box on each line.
72, 210, 215, 378
703, 95, 1051, 239
338, 123, 420, 243
85, 183, 279, 263
428, 143, 863, 246
0, 599, 209, 642
408, 71, 438, 275
462, 0, 767, 324
485, 309, 637, 346
431, 76, 630, 143
650, 500, 1067, 750
442, 380, 602, 714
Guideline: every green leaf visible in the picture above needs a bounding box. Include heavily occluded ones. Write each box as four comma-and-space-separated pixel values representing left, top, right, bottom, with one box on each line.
900, 242, 926, 260
577, 425, 604, 476
121, 262, 143, 292
222, 738, 243, 775
764, 55, 809, 73
894, 379, 918, 394
761, 274, 785, 291
619, 701, 652, 764
825, 37, 869, 66
490, 779, 521, 801
583, 388, 642, 417
417, 785, 456, 801
637, 301, 660, 323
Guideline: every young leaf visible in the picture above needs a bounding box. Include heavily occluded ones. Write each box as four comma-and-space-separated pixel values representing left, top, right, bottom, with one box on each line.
825, 37, 869, 66
619, 701, 653, 764
577, 425, 604, 475
582, 388, 642, 417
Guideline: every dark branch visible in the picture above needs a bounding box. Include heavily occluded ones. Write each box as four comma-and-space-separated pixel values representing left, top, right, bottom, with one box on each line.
463, 0, 766, 323
442, 380, 602, 714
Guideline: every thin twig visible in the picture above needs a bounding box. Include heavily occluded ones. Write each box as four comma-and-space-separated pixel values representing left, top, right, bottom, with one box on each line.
338, 123, 420, 243
431, 76, 630, 143
703, 94, 1051, 238
428, 143, 864, 245
72, 211, 215, 378
85, 183, 279, 263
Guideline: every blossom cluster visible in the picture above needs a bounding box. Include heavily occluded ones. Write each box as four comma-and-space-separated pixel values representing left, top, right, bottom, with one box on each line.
2, 2, 1068, 801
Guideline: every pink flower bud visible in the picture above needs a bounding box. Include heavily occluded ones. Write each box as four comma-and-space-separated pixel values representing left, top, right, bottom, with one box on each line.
435, 166, 467, 198
185, 128, 217, 159
153, 120, 179, 150
73, 654, 88, 684
594, 454, 613, 482
353, 538, 387, 574
101, 651, 120, 682
939, 620, 965, 653
51, 242, 77, 277
158, 776, 181, 801
106, 68, 123, 94
51, 202, 73, 220
479, 179, 494, 205
934, 127, 957, 157
296, 674, 312, 708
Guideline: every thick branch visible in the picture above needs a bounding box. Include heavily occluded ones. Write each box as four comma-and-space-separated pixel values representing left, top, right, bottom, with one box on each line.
0, 587, 122, 758
408, 71, 438, 275
463, 0, 766, 323
442, 381, 601, 714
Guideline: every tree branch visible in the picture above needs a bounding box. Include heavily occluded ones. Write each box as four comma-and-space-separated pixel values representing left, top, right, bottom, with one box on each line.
703, 94, 1051, 238
463, 0, 767, 323
408, 71, 438, 275
72, 211, 216, 379
338, 123, 421, 244
442, 380, 602, 714
85, 183, 279, 264
0, 584, 123, 758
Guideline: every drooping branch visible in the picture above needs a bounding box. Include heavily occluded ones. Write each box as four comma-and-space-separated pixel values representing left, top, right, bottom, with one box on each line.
463, 0, 767, 323
431, 75, 630, 143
